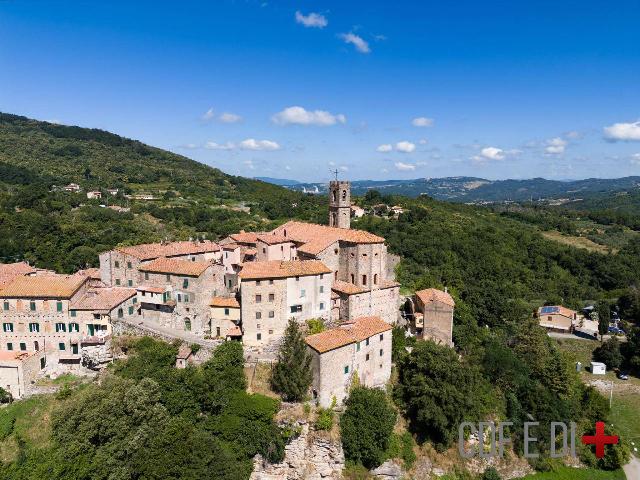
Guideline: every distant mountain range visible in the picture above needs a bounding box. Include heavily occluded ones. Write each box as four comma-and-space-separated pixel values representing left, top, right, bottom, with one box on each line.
254, 177, 301, 186
258, 176, 640, 203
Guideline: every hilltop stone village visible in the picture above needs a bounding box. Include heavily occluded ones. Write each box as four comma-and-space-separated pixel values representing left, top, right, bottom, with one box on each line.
0, 181, 455, 405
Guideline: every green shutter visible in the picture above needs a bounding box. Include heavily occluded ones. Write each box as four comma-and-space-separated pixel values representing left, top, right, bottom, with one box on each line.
56, 301, 63, 312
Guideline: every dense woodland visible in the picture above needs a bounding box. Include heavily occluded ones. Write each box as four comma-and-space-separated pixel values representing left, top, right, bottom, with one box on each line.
0, 114, 639, 477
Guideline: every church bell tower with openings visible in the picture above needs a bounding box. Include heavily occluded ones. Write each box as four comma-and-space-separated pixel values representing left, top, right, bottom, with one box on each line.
329, 176, 351, 229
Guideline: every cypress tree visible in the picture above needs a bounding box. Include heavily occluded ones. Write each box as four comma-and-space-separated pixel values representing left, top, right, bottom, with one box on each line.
270, 319, 313, 402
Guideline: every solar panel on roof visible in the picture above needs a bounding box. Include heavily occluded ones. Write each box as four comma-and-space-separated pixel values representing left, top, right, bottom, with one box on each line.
541, 306, 559, 314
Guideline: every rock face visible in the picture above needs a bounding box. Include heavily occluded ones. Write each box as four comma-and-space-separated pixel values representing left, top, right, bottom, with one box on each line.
250, 422, 345, 480
370, 460, 405, 480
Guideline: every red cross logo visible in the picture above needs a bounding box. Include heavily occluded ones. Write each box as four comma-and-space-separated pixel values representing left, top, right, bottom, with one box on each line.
581, 421, 619, 458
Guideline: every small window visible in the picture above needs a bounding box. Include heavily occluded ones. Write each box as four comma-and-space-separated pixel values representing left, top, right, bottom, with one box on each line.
70, 309, 77, 317
257, 324, 261, 329
132, 297, 137, 304
114, 261, 120, 268
183, 278, 189, 289
59, 342, 66, 351
268, 293, 275, 302
127, 261, 132, 269
262, 248, 266, 254
7, 343, 13, 351
128, 306, 134, 315
256, 280, 261, 286
3, 323, 13, 333
128, 279, 133, 287
300, 289, 306, 298
56, 301, 63, 312
29, 322, 39, 333
295, 276, 300, 282
380, 334, 384, 341
69, 323, 79, 332
256, 311, 262, 319
166, 274, 171, 281
290, 305, 302, 313
269, 279, 274, 285
344, 365, 349, 374
55, 322, 66, 332
256, 294, 262, 303
319, 302, 325, 311
30, 301, 36, 311
379, 349, 383, 356
268, 311, 274, 318
365, 338, 370, 346
19, 342, 26, 351
224, 308, 230, 316
356, 342, 360, 351
257, 333, 262, 341
2, 301, 8, 311
144, 272, 149, 280
184, 295, 190, 303
362, 275, 367, 286
319, 286, 324, 293
268, 329, 273, 334
366, 353, 370, 361
115, 279, 121, 286
117, 308, 124, 318
374, 274, 378, 285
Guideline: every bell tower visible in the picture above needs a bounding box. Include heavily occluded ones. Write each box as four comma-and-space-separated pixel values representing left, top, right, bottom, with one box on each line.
329, 175, 351, 229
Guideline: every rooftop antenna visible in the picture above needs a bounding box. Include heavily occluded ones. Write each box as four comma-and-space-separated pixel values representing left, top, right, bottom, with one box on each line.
332, 169, 339, 181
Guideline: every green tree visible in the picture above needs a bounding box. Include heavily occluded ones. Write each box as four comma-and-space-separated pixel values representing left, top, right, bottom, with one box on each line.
395, 341, 492, 450
593, 337, 623, 369
271, 319, 313, 402
0, 386, 11, 404
597, 301, 611, 339
340, 387, 397, 469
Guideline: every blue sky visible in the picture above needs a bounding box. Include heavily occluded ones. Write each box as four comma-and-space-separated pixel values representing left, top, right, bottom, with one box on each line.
1, 0, 639, 182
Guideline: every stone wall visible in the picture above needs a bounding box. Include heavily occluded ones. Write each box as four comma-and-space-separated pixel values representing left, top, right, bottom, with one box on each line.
250, 422, 344, 480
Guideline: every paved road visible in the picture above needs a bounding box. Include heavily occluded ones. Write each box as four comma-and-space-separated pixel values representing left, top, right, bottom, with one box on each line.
624, 455, 640, 480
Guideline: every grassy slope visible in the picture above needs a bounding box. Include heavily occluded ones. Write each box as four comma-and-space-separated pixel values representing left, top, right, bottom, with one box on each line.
522, 466, 626, 479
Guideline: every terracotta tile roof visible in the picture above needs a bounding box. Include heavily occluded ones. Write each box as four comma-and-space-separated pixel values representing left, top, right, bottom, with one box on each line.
257, 234, 291, 245
271, 221, 385, 255
379, 280, 401, 289
227, 325, 242, 337
0, 262, 36, 287
243, 248, 257, 257
415, 288, 455, 308
71, 288, 136, 311
0, 274, 87, 299
177, 345, 192, 359
305, 316, 391, 354
229, 232, 261, 245
74, 268, 101, 280
239, 260, 331, 280
0, 351, 36, 361
136, 285, 165, 294
117, 240, 220, 260
210, 296, 240, 308
138, 258, 211, 277
222, 243, 241, 250
332, 280, 366, 295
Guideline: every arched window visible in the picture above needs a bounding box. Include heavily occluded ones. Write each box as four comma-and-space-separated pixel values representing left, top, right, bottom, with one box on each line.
342, 190, 347, 200
332, 190, 337, 202
117, 308, 123, 318
184, 318, 191, 331
350, 273, 355, 283
374, 274, 378, 285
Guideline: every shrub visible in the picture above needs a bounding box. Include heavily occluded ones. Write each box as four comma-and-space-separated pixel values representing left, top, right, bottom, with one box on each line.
481, 467, 501, 480
306, 318, 326, 335
315, 408, 334, 431
340, 387, 397, 469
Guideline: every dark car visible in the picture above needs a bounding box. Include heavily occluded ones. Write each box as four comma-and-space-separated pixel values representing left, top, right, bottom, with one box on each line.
617, 372, 629, 380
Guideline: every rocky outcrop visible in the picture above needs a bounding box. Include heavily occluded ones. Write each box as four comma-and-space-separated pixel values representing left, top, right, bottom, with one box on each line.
370, 460, 405, 480
251, 422, 345, 480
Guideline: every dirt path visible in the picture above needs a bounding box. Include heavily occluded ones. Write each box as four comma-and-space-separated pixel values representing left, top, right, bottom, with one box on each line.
624, 455, 640, 480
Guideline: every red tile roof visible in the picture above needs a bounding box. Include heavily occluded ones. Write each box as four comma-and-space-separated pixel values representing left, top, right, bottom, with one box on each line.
537, 305, 577, 319
239, 260, 331, 280
0, 262, 36, 287
229, 232, 261, 245
0, 274, 87, 299
138, 258, 212, 277
415, 288, 455, 308
71, 288, 136, 311
177, 345, 192, 359
305, 316, 391, 353
332, 280, 366, 295
210, 296, 240, 308
271, 221, 385, 255
136, 285, 165, 294
257, 234, 291, 245
74, 268, 101, 280
117, 240, 219, 260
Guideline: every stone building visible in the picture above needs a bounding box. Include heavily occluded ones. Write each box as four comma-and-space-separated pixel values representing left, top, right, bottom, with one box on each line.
137, 257, 226, 335
305, 316, 392, 407
99, 240, 221, 288
329, 180, 351, 229
413, 288, 455, 347
256, 234, 297, 262
0, 350, 45, 399
238, 261, 332, 348
0, 274, 136, 370
210, 296, 242, 339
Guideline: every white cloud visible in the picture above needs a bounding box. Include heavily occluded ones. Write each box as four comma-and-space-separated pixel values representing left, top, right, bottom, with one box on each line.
238, 138, 281, 151
202, 108, 215, 121
412, 117, 434, 127
219, 112, 242, 123
271, 106, 346, 126
418, 139, 428, 145
394, 162, 416, 171
631, 153, 640, 165
295, 11, 328, 28
604, 121, 640, 141
339, 166, 348, 172
376, 144, 393, 153
480, 147, 506, 161
339, 33, 370, 53
395, 141, 416, 153
544, 137, 567, 155
204, 141, 234, 150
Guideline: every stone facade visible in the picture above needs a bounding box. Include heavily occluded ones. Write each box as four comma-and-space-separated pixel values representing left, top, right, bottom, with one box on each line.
414, 289, 455, 347
241, 269, 332, 349
0, 350, 45, 399
328, 180, 351, 229
335, 285, 400, 325
210, 297, 242, 338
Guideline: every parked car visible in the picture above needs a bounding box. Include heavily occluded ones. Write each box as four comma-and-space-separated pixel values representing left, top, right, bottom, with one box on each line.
618, 372, 629, 380
608, 326, 626, 335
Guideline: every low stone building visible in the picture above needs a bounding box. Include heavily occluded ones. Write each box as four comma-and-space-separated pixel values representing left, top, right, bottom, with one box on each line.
99, 240, 221, 288
305, 316, 392, 408
536, 305, 578, 333
256, 234, 297, 262
414, 288, 455, 346
331, 280, 400, 325
0, 350, 45, 399
137, 257, 226, 335
239, 261, 332, 349
210, 296, 242, 339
